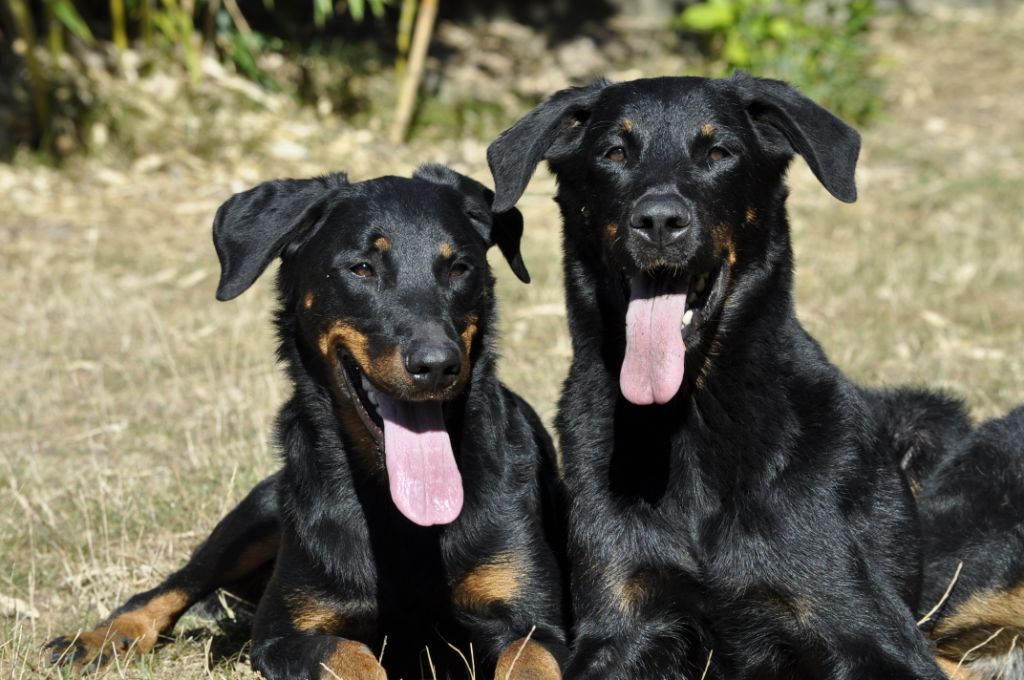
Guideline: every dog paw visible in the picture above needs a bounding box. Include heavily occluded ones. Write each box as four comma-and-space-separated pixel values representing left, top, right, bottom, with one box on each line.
321, 640, 387, 680
43, 629, 140, 673
494, 638, 562, 680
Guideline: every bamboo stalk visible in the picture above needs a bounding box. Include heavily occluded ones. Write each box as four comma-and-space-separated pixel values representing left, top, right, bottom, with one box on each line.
140, 0, 153, 48
222, 0, 253, 39
179, 0, 200, 84
44, 2, 65, 60
110, 0, 128, 49
394, 0, 417, 81
8, 0, 52, 151
389, 0, 438, 144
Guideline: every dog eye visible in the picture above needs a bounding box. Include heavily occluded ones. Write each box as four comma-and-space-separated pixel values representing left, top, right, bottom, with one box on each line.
605, 146, 627, 163
449, 263, 470, 280
350, 263, 375, 278
708, 147, 730, 162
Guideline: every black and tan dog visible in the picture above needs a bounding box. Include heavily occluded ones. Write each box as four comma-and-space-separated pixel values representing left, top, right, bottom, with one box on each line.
487, 73, 1024, 679
46, 165, 567, 679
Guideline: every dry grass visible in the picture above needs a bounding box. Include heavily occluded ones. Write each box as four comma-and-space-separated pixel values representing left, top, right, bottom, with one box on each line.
2, 8, 1023, 678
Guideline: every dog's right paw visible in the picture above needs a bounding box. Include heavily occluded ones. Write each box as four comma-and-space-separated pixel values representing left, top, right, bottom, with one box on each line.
320, 640, 388, 680
43, 625, 149, 673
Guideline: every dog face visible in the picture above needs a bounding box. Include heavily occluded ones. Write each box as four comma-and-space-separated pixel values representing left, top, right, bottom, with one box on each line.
489, 74, 860, 405
211, 165, 528, 526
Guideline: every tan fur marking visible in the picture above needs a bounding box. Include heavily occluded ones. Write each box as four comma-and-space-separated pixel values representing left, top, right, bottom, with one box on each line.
303, 291, 315, 310
935, 656, 984, 680
494, 638, 562, 679
712, 223, 738, 267
373, 236, 390, 252
320, 639, 387, 680
932, 583, 1024, 658
696, 338, 724, 390
701, 123, 716, 137
620, 118, 634, 134
602, 223, 619, 262
453, 552, 522, 613
610, 573, 649, 615
745, 206, 757, 224
318, 322, 381, 470
73, 589, 192, 659
440, 242, 453, 259
287, 595, 345, 634
461, 313, 479, 358
319, 320, 372, 369
224, 530, 281, 581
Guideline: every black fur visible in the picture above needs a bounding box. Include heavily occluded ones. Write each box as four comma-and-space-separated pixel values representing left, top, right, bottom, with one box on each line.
47, 166, 567, 679
488, 73, 1024, 679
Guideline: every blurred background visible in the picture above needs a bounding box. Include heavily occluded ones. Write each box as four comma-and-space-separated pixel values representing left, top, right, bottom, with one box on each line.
1, 0, 1022, 677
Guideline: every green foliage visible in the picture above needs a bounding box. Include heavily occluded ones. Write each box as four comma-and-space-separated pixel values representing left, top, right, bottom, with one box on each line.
675, 0, 883, 123
42, 0, 95, 44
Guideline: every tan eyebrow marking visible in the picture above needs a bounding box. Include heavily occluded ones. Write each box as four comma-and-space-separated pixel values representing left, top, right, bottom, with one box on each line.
373, 236, 390, 252
701, 123, 716, 137
439, 242, 453, 259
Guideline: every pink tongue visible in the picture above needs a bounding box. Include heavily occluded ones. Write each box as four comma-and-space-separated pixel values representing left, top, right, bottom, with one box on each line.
378, 396, 463, 526
620, 275, 688, 405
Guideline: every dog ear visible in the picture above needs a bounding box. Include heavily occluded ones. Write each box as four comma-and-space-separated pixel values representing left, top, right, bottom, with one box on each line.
487, 78, 610, 213
414, 164, 530, 284
213, 173, 349, 301
731, 72, 860, 203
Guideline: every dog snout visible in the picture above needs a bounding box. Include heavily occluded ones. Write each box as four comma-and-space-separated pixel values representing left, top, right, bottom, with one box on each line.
404, 340, 461, 392
629, 192, 692, 247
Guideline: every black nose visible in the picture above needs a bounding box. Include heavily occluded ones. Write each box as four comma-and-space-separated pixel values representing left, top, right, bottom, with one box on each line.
629, 193, 691, 247
405, 341, 461, 391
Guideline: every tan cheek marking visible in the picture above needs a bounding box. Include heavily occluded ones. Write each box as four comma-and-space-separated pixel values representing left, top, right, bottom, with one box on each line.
745, 206, 757, 224
318, 320, 372, 368
373, 236, 390, 252
620, 118, 634, 134
931, 582, 1024, 658
701, 123, 716, 137
453, 552, 522, 613
494, 638, 562, 679
603, 222, 618, 261
440, 242, 453, 259
303, 291, 315, 310
317, 321, 381, 469
461, 313, 479, 357
75, 589, 192, 656
223, 530, 281, 581
935, 656, 984, 680
369, 344, 410, 390
712, 223, 738, 267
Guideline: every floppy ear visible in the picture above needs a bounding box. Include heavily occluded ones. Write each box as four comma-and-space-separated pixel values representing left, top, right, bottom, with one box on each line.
414, 164, 530, 284
213, 173, 349, 301
487, 78, 610, 213
731, 72, 860, 203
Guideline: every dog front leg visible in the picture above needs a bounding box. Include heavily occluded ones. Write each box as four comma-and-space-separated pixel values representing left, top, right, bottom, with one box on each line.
45, 472, 281, 672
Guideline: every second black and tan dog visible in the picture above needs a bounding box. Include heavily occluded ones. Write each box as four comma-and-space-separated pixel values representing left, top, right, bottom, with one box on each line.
46, 165, 568, 679
488, 73, 1024, 679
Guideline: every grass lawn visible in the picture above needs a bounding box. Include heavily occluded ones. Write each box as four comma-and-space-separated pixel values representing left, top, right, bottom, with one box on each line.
2, 8, 1022, 678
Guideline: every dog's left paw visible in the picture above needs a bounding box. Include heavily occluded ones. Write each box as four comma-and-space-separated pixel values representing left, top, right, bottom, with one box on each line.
494, 638, 561, 680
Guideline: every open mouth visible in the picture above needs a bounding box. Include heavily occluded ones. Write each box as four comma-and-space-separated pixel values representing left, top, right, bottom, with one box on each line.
619, 264, 726, 405
335, 350, 464, 527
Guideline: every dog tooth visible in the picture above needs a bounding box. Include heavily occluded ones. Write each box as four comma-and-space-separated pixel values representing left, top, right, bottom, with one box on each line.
683, 309, 694, 326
